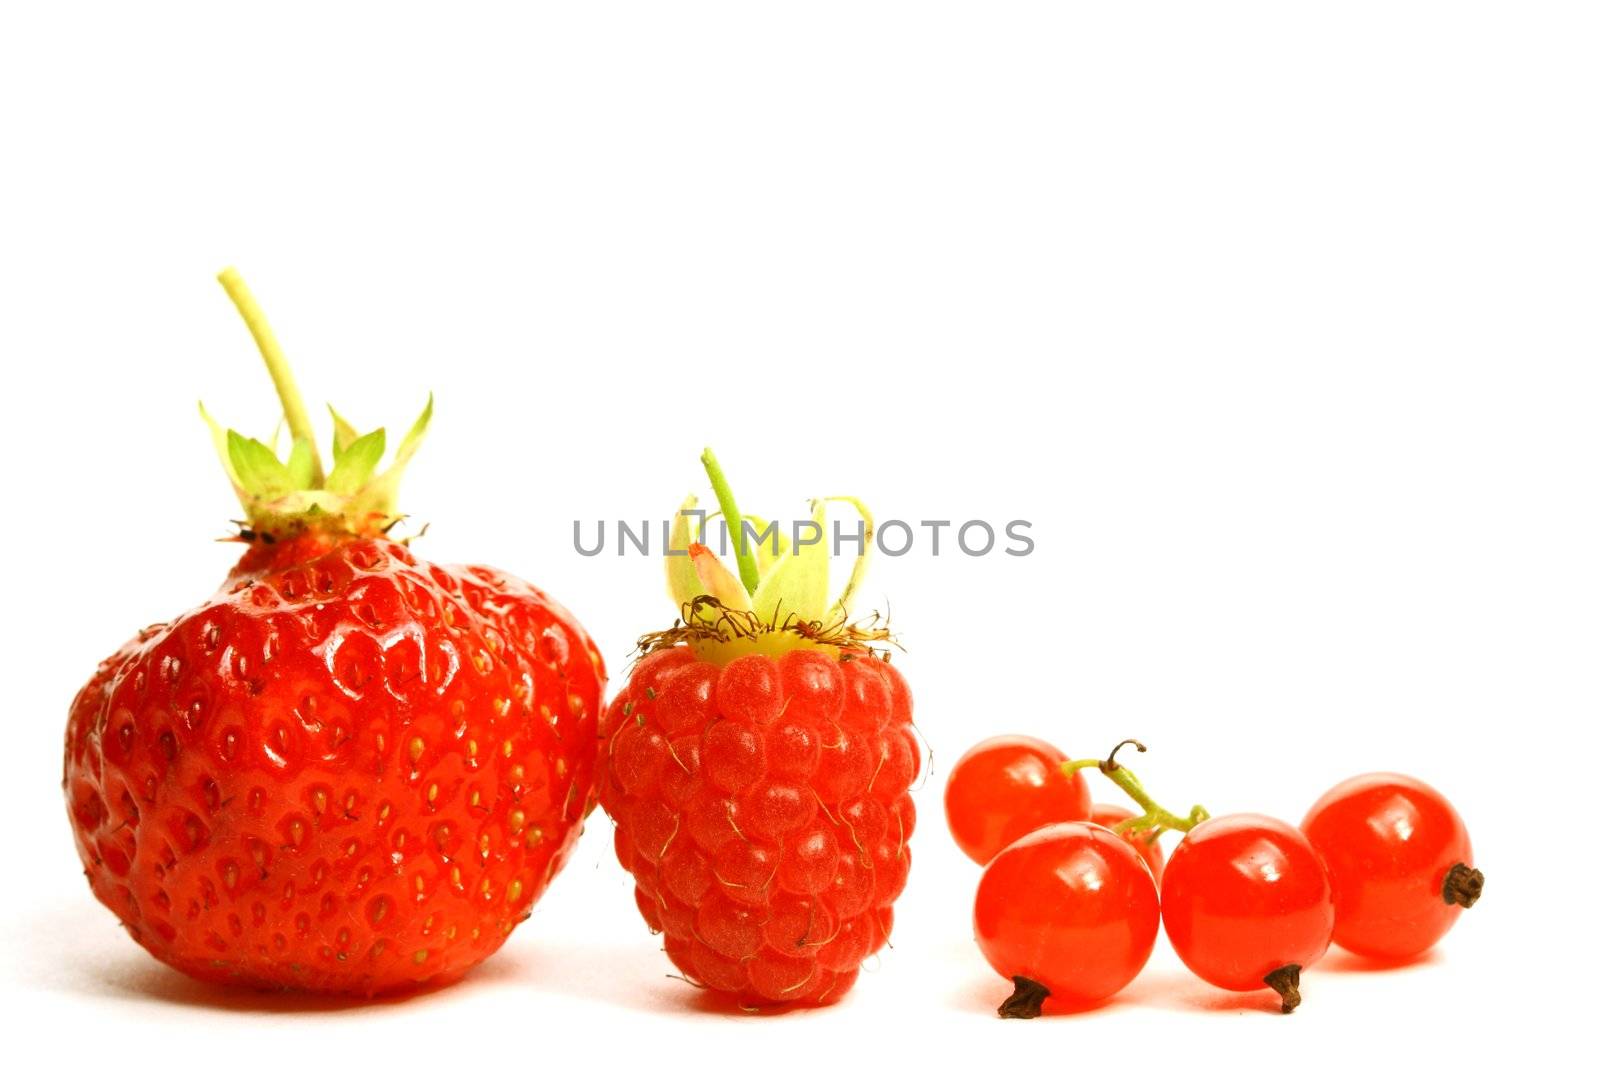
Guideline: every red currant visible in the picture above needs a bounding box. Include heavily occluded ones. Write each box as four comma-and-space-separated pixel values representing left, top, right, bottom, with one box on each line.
1302, 772, 1482, 960
1161, 814, 1334, 1012
945, 735, 1091, 865
973, 823, 1159, 1017
1090, 803, 1166, 883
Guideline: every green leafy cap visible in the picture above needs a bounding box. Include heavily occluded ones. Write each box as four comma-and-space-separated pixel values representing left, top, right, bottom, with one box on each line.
206, 267, 432, 539
666, 449, 878, 635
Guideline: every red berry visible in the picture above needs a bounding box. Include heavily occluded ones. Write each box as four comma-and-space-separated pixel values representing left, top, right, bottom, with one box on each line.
767, 720, 822, 779
1302, 773, 1481, 960
62, 273, 605, 994
829, 851, 875, 918
1089, 803, 1166, 883
716, 656, 783, 724
973, 823, 1160, 1017
64, 536, 604, 995
602, 648, 916, 1006
702, 719, 766, 793
765, 894, 838, 957
839, 657, 892, 733
814, 725, 875, 804
1161, 814, 1334, 1012
654, 661, 719, 736
944, 735, 1092, 864
746, 781, 817, 840
780, 650, 845, 721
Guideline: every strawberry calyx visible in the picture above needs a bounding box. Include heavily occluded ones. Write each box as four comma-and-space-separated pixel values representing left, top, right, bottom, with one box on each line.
205, 267, 432, 542
651, 448, 893, 664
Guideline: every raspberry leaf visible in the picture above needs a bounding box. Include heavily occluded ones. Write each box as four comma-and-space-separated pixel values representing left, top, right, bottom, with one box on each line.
742, 514, 791, 577
824, 495, 875, 623
665, 459, 878, 637
749, 499, 829, 625
689, 543, 753, 612
667, 494, 711, 615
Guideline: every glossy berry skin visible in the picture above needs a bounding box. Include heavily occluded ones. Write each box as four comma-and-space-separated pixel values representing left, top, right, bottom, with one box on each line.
598, 645, 916, 1006
1161, 814, 1334, 994
1302, 773, 1477, 960
973, 823, 1160, 1009
63, 534, 605, 995
1090, 803, 1166, 884
944, 735, 1091, 865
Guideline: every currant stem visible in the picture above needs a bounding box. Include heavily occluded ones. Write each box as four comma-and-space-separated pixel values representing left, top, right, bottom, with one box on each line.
700, 448, 760, 596
997, 976, 1050, 1020
217, 267, 326, 485
1264, 964, 1302, 1014
1442, 862, 1485, 908
1062, 740, 1210, 837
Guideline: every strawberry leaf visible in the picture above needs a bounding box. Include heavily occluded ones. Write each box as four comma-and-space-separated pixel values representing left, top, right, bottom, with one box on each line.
391, 394, 433, 469
328, 405, 361, 462
227, 430, 293, 498
362, 395, 433, 516
199, 402, 241, 490
209, 269, 435, 538
325, 428, 386, 495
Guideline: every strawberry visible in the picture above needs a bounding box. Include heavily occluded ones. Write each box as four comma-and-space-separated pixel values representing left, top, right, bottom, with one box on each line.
62, 269, 605, 995
597, 452, 917, 1007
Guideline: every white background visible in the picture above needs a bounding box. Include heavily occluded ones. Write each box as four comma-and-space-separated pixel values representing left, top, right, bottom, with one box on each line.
2, 2, 1594, 1061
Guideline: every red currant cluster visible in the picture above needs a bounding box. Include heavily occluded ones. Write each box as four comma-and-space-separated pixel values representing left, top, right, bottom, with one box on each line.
944, 736, 1483, 1017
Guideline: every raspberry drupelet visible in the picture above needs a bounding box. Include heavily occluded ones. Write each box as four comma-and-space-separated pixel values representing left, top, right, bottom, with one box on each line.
598, 452, 917, 1007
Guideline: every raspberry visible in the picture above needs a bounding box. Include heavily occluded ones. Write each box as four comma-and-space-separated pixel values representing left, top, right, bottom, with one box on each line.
607, 449, 918, 1006
600, 646, 916, 1006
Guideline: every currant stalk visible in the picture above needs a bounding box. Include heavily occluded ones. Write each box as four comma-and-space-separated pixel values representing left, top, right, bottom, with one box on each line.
1061, 739, 1210, 839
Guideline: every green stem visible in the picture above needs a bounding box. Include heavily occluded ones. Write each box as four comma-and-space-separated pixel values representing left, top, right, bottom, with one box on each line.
1062, 740, 1210, 837
700, 448, 760, 595
217, 267, 325, 485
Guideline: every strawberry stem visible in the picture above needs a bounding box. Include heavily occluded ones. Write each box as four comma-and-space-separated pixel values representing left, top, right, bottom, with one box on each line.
217, 267, 325, 485
700, 448, 760, 595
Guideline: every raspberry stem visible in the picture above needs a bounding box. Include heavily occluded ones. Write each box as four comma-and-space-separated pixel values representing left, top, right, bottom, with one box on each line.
1061, 739, 1209, 838
700, 448, 761, 595
217, 267, 325, 485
